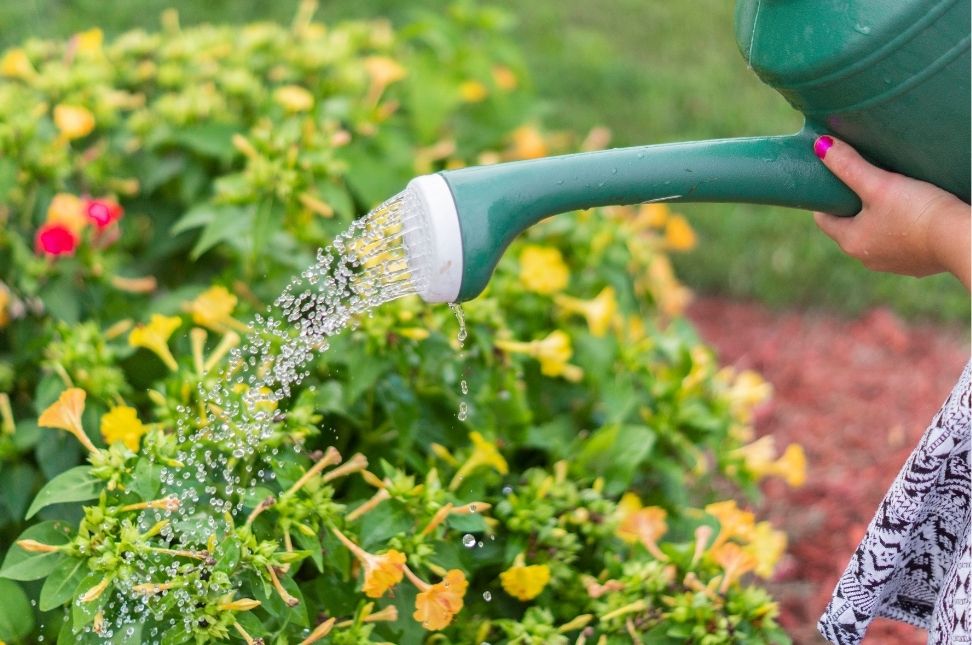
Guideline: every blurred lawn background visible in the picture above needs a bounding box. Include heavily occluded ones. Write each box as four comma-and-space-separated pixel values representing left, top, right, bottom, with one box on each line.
2, 0, 968, 322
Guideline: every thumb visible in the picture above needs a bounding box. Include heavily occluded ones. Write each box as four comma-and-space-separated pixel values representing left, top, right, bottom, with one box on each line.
813, 210, 854, 243
813, 135, 891, 200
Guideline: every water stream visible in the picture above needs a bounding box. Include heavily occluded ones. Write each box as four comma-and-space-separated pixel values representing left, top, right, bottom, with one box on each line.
104, 189, 433, 639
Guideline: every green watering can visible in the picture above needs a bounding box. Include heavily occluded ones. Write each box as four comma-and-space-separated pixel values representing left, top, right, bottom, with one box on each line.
402, 0, 971, 303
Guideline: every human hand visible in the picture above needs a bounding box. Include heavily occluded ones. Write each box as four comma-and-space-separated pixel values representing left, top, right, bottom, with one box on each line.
812, 135, 970, 291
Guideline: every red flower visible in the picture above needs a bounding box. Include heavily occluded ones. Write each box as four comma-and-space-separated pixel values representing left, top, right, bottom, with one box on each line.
84, 198, 123, 229
36, 223, 78, 256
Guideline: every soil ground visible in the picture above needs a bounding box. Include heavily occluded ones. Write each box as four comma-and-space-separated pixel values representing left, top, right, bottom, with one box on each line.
687, 296, 970, 644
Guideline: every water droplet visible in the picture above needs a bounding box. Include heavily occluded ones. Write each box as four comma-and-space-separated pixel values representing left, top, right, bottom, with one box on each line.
482, 591, 492, 602
502, 485, 514, 495
462, 534, 477, 548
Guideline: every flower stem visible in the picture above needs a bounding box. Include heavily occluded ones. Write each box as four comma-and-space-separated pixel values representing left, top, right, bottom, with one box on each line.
283, 446, 341, 497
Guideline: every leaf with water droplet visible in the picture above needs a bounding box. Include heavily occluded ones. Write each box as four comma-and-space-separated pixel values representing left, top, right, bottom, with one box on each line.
39, 556, 86, 611
0, 521, 73, 581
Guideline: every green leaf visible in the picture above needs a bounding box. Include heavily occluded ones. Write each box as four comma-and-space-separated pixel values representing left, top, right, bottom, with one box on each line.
0, 520, 74, 581
131, 459, 162, 502
110, 622, 143, 644
170, 204, 219, 235
314, 381, 345, 414
38, 275, 80, 323
12, 419, 42, 451
0, 578, 34, 641
26, 466, 101, 519
171, 122, 241, 162
358, 500, 412, 551
40, 556, 87, 611
72, 572, 108, 629
575, 424, 656, 496
190, 205, 254, 260
446, 512, 489, 533
35, 430, 82, 481
292, 528, 323, 572
343, 353, 387, 407
0, 463, 37, 519
0, 157, 17, 203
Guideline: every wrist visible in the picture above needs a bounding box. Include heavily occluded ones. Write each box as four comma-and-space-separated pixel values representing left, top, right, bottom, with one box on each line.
926, 197, 971, 291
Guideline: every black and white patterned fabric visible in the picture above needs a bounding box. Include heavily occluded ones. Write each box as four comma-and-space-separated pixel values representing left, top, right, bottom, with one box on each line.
818, 361, 971, 645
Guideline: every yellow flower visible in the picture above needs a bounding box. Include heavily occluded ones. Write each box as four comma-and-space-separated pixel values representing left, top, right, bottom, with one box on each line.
459, 80, 488, 103
38, 388, 97, 453
0, 48, 35, 79
509, 125, 548, 160
731, 436, 807, 488
719, 368, 773, 423
491, 65, 518, 91
72, 28, 104, 55
331, 528, 406, 598
744, 521, 787, 579
398, 327, 430, 341
363, 56, 406, 98
100, 405, 147, 451
500, 554, 550, 601
712, 542, 758, 591
129, 314, 181, 371
273, 85, 314, 113
361, 549, 407, 598
518, 245, 569, 295
616, 492, 668, 560
46, 193, 87, 235
776, 443, 807, 487
633, 203, 670, 230
449, 431, 508, 490
704, 500, 756, 548
410, 569, 467, 631
664, 214, 697, 251
646, 255, 692, 317
495, 330, 583, 382
184, 285, 246, 334
554, 286, 618, 337
618, 506, 668, 548
53, 104, 96, 140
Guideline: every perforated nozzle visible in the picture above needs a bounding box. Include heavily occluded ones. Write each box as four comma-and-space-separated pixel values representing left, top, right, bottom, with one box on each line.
402, 174, 464, 304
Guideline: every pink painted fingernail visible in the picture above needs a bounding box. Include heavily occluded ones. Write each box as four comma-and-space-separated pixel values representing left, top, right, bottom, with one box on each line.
813, 135, 834, 159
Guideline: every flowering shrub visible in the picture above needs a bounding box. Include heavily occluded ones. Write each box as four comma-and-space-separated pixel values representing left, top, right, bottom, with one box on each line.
0, 3, 805, 643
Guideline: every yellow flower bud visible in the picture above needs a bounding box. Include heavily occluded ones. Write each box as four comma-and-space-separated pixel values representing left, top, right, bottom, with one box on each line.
0, 49, 34, 79
274, 85, 314, 112
53, 104, 96, 140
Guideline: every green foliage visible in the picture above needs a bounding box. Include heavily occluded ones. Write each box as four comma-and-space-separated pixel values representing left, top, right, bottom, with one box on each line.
0, 4, 800, 643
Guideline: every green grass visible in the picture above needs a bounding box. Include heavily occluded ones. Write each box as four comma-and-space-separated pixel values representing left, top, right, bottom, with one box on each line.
2, 0, 967, 322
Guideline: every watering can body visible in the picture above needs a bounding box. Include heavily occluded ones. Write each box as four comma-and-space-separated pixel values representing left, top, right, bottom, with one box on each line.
736, 0, 971, 203
407, 0, 971, 303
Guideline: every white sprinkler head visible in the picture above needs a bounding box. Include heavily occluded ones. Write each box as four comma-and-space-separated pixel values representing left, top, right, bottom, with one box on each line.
404, 174, 464, 303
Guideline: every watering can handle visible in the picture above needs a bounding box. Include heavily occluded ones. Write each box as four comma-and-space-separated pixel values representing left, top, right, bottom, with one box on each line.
442, 126, 861, 301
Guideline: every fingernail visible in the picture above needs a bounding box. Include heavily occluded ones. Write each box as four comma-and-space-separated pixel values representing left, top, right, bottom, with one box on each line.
813, 135, 834, 159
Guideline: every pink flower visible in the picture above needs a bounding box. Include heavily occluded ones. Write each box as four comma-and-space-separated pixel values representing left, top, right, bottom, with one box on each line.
84, 198, 123, 229
36, 223, 78, 256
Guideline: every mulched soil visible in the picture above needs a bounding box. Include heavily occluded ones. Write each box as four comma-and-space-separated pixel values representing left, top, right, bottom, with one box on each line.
687, 296, 970, 645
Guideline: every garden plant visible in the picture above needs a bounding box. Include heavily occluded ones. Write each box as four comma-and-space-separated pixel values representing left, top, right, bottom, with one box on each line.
0, 3, 805, 643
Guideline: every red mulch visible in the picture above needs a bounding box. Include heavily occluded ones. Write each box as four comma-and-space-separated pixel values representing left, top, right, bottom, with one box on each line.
687, 296, 970, 645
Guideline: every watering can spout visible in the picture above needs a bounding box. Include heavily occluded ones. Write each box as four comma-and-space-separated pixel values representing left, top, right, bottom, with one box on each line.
404, 127, 859, 303
402, 0, 969, 304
